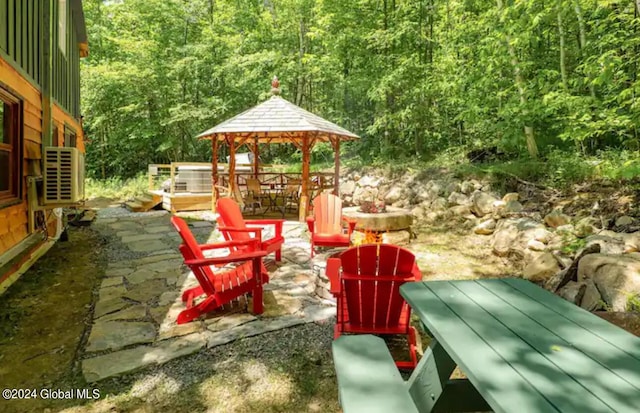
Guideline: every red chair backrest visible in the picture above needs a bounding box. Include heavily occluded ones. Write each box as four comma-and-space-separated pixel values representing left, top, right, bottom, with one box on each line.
312, 193, 343, 235
171, 216, 216, 295
217, 198, 251, 242
340, 244, 416, 329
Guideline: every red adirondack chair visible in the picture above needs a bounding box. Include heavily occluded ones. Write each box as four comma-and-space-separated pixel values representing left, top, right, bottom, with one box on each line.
306, 193, 356, 257
171, 216, 268, 324
326, 244, 422, 369
216, 197, 285, 262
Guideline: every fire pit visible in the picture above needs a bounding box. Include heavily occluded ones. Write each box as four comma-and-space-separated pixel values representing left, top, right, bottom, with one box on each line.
342, 206, 413, 245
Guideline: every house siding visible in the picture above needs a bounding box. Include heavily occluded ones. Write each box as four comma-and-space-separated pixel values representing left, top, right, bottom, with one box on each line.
0, 0, 85, 282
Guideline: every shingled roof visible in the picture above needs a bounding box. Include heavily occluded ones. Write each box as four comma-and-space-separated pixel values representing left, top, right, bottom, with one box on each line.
197, 95, 359, 143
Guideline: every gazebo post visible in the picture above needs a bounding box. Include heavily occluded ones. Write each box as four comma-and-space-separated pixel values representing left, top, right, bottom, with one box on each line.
211, 135, 219, 212
300, 135, 311, 221
331, 136, 340, 196
253, 136, 259, 179
228, 135, 237, 197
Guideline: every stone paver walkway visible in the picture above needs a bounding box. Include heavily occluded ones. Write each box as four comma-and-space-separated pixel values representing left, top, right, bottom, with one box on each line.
81, 208, 335, 382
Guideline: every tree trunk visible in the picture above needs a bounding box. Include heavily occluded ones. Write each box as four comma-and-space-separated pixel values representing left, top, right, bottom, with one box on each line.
496, 0, 539, 158
557, 3, 568, 91
571, 0, 596, 99
296, 18, 306, 106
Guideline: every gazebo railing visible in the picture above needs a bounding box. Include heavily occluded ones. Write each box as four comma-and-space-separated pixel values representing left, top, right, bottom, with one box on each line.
148, 162, 334, 200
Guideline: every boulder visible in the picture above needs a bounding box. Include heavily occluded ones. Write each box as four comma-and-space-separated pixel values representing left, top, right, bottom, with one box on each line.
474, 219, 496, 235
460, 180, 476, 195
492, 223, 521, 257
428, 182, 444, 197
352, 186, 379, 205
574, 217, 597, 238
448, 192, 470, 206
502, 193, 519, 202
470, 192, 499, 217
450, 205, 472, 216
340, 180, 356, 196
491, 218, 547, 257
555, 224, 575, 236
383, 185, 404, 204
578, 253, 640, 311
445, 182, 461, 195
523, 252, 561, 282
504, 200, 524, 214
527, 239, 546, 251
534, 228, 553, 244
580, 280, 602, 311
411, 206, 427, 219
525, 250, 549, 267
622, 232, 640, 252
430, 197, 448, 212
558, 281, 587, 305
357, 175, 382, 187
615, 215, 634, 227
424, 211, 446, 224
544, 210, 571, 228
583, 235, 625, 255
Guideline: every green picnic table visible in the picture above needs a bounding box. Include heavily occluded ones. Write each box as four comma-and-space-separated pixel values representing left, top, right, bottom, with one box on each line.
332, 278, 640, 413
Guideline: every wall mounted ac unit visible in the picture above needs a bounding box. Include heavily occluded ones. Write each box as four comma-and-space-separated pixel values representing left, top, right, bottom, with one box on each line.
43, 147, 85, 205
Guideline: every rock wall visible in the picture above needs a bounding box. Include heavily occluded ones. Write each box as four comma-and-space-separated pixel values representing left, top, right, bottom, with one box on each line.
339, 168, 640, 312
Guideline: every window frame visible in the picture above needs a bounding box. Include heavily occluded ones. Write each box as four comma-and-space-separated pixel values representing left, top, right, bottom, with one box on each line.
64, 124, 76, 148
0, 86, 23, 207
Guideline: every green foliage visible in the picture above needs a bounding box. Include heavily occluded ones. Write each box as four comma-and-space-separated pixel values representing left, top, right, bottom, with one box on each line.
560, 236, 586, 256
627, 293, 640, 313
85, 174, 148, 200
81, 0, 640, 179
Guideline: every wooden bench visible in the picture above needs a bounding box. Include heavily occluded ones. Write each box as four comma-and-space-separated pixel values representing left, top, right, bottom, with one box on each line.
332, 335, 419, 413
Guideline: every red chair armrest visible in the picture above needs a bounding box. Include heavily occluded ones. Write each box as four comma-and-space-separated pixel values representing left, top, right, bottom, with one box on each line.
217, 226, 262, 234
245, 219, 285, 237
245, 219, 285, 225
185, 250, 268, 267
200, 239, 258, 251
218, 226, 263, 245
306, 216, 315, 233
342, 217, 357, 236
412, 263, 422, 281
326, 257, 342, 296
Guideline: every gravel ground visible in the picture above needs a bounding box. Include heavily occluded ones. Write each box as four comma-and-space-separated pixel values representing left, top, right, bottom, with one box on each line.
60, 322, 340, 413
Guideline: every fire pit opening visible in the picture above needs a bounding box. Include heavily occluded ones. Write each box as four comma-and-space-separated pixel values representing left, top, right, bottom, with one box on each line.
342, 205, 413, 246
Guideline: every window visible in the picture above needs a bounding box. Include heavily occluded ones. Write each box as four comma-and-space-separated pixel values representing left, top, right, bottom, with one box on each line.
0, 87, 22, 205
52, 125, 59, 146
58, 0, 67, 57
64, 126, 76, 148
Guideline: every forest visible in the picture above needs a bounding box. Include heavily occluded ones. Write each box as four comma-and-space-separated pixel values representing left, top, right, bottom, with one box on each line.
82, 0, 640, 182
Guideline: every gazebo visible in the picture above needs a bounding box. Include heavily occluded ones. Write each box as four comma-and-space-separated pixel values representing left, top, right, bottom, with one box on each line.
197, 77, 359, 221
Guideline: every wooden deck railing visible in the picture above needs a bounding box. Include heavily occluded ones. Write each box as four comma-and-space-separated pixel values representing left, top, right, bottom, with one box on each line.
148, 162, 334, 198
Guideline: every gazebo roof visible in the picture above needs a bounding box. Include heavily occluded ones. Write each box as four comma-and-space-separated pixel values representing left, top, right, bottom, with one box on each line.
197, 95, 359, 143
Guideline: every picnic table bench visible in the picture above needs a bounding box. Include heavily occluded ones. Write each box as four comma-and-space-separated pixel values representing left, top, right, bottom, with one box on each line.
332, 278, 640, 413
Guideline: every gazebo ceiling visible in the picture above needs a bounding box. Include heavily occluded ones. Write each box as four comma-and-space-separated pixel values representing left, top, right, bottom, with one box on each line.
196, 95, 359, 143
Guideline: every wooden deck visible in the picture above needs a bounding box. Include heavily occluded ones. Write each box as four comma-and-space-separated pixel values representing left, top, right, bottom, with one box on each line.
150, 190, 300, 219
151, 190, 211, 213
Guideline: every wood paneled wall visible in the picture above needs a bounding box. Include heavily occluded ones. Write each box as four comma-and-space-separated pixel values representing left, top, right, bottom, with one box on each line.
0, 56, 41, 254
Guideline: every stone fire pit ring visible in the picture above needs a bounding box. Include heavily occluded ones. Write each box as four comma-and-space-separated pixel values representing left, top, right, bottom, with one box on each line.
342, 206, 413, 231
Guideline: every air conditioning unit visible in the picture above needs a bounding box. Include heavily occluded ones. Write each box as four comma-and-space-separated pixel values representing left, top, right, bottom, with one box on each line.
43, 147, 85, 205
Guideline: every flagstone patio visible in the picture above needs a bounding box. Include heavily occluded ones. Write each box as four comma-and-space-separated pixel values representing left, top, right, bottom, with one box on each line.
81, 208, 335, 382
